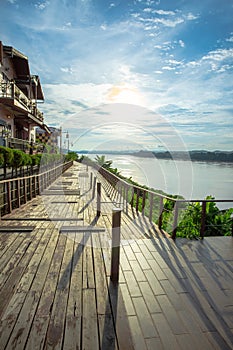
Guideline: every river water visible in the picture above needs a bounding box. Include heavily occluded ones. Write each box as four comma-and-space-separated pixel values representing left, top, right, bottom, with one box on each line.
90, 154, 233, 210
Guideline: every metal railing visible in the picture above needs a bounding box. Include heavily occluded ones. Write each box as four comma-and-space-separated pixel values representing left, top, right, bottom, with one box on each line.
0, 161, 73, 216
0, 82, 44, 122
93, 165, 233, 239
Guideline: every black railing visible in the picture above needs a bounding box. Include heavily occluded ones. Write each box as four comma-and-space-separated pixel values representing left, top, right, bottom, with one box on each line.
92, 165, 233, 239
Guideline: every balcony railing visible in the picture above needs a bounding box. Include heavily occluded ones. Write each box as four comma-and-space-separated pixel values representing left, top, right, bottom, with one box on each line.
0, 82, 44, 123
6, 137, 44, 153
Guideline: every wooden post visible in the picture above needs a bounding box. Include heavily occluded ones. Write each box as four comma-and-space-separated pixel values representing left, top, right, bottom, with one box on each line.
23, 178, 27, 203
231, 214, 233, 237
142, 190, 146, 215
200, 201, 206, 239
29, 177, 32, 200
149, 193, 153, 221
136, 188, 140, 212
110, 208, 121, 283
158, 197, 163, 229
16, 179, 20, 208
7, 181, 12, 213
125, 186, 129, 215
92, 176, 97, 199
97, 182, 101, 217
90, 172, 93, 190
172, 201, 179, 239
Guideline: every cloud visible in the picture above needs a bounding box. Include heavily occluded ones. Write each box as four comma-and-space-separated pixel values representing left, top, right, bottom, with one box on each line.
35, 1, 50, 10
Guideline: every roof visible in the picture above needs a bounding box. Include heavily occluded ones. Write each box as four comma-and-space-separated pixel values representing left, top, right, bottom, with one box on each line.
3, 45, 44, 101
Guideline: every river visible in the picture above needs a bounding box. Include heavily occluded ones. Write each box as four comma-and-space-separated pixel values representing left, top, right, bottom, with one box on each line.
89, 154, 233, 210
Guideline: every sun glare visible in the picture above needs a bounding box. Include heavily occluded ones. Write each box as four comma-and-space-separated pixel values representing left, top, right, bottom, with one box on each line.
106, 83, 146, 106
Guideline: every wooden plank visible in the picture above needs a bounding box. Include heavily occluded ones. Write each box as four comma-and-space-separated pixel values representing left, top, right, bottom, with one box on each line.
98, 314, 118, 350
5, 291, 41, 350
83, 242, 95, 290
108, 281, 134, 350
0, 291, 27, 350
92, 234, 112, 315
139, 281, 161, 313
63, 232, 83, 350
45, 235, 73, 350
132, 297, 158, 338
0, 226, 35, 232
82, 289, 99, 350
129, 260, 147, 282
146, 337, 163, 350
124, 271, 141, 298
127, 315, 147, 350
151, 313, 180, 350
60, 225, 105, 232
120, 283, 135, 316
156, 295, 188, 335
145, 269, 165, 296
0, 231, 40, 319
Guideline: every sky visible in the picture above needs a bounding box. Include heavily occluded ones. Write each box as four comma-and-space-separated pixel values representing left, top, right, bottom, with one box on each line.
0, 0, 233, 152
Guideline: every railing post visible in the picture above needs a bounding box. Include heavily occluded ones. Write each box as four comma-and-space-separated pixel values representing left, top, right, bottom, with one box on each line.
136, 188, 140, 212
231, 214, 233, 237
158, 197, 163, 229
7, 181, 12, 213
23, 178, 27, 203
130, 188, 135, 207
172, 201, 179, 239
142, 190, 146, 215
110, 208, 121, 284
16, 179, 20, 208
29, 177, 32, 199
92, 176, 97, 199
125, 186, 129, 215
149, 193, 153, 221
200, 201, 206, 239
97, 182, 101, 217
90, 172, 93, 190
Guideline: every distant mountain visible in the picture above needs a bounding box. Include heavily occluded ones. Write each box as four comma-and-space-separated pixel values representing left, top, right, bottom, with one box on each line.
132, 150, 233, 162
76, 149, 233, 162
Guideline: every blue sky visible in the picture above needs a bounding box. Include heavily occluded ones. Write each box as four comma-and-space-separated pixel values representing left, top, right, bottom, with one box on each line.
1, 0, 233, 151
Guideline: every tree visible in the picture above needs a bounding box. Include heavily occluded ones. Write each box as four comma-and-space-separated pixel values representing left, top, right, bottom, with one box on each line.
65, 151, 78, 162
95, 155, 113, 169
0, 146, 14, 178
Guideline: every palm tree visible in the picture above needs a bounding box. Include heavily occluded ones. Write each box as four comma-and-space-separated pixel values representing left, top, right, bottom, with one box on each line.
94, 155, 113, 169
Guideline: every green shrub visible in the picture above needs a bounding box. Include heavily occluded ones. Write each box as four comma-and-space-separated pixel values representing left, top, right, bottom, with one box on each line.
0, 146, 14, 167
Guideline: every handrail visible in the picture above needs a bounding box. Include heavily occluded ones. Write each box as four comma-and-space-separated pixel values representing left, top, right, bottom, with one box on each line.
0, 161, 73, 216
91, 164, 233, 239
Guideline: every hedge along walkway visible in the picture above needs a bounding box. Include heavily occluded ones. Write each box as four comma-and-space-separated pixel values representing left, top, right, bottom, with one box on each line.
0, 162, 232, 349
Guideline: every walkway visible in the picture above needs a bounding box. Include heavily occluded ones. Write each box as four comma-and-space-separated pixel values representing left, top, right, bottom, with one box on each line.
0, 162, 232, 349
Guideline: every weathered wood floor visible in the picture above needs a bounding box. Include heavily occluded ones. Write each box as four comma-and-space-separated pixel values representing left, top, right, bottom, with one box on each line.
0, 163, 232, 349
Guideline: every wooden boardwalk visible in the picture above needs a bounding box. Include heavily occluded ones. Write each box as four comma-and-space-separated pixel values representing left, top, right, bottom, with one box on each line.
0, 162, 232, 349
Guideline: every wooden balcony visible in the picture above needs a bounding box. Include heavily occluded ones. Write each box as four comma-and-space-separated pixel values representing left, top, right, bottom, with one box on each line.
0, 82, 44, 125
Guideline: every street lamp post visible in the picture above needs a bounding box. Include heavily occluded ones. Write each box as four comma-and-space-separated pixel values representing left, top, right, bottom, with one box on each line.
60, 127, 70, 154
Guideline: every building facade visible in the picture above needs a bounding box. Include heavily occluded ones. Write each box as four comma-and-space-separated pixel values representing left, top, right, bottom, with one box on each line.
0, 41, 50, 151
